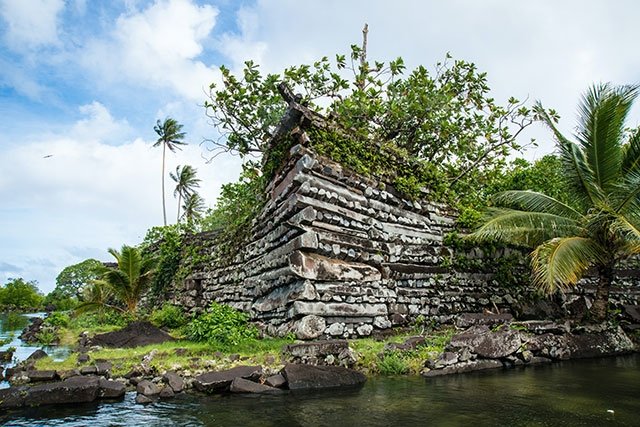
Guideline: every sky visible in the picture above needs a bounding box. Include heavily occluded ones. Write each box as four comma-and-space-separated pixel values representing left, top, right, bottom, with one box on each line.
1, 0, 640, 293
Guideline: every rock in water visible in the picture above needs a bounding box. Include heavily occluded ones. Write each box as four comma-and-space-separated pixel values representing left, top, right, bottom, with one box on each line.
282, 363, 366, 390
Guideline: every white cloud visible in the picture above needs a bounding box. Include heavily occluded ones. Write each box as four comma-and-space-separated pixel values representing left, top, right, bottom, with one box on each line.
0, 102, 242, 292
217, 0, 640, 156
80, 0, 220, 100
0, 0, 64, 50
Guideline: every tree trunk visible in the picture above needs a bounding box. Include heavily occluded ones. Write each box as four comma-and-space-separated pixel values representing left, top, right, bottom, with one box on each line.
590, 263, 614, 322
176, 192, 182, 223
161, 143, 167, 226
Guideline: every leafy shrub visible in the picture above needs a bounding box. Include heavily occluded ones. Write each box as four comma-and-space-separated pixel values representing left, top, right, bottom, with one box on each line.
44, 312, 70, 328
0, 278, 43, 309
149, 304, 187, 329
35, 326, 58, 345
185, 303, 258, 347
70, 310, 133, 330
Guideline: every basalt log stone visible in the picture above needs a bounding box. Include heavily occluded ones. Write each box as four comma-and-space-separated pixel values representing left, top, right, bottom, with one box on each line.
194, 366, 263, 393
282, 363, 366, 390
168, 143, 640, 337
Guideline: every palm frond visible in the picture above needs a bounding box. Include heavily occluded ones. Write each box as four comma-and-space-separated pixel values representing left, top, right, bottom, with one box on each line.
622, 128, 640, 175
470, 208, 582, 248
576, 84, 638, 192
492, 190, 583, 219
535, 102, 604, 206
531, 237, 604, 294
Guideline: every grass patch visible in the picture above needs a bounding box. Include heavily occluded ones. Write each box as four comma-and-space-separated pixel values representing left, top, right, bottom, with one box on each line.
351, 328, 455, 375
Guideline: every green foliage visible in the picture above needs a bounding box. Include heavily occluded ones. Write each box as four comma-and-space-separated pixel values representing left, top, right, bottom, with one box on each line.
377, 352, 409, 375
170, 164, 202, 223
70, 311, 133, 331
472, 83, 640, 321
185, 303, 258, 347
0, 278, 43, 309
149, 304, 187, 329
141, 225, 184, 299
44, 311, 70, 328
35, 326, 58, 345
53, 258, 102, 299
153, 117, 188, 227
200, 166, 266, 250
201, 36, 547, 247
77, 245, 157, 315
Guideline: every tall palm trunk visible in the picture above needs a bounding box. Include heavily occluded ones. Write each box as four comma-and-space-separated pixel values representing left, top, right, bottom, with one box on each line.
161, 143, 167, 226
176, 192, 182, 223
591, 263, 614, 322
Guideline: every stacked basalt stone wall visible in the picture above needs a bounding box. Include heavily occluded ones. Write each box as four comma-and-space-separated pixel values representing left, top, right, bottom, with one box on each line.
172, 143, 640, 338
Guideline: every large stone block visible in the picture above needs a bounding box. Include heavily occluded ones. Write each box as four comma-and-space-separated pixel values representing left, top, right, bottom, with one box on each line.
289, 251, 381, 282
290, 301, 388, 318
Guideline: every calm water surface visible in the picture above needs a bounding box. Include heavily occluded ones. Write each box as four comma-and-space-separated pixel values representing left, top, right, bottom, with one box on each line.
1, 313, 639, 426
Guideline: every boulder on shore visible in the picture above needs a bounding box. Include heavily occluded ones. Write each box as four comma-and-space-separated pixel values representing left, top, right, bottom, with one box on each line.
90, 321, 174, 348
0, 375, 125, 409
194, 366, 263, 393
282, 363, 366, 390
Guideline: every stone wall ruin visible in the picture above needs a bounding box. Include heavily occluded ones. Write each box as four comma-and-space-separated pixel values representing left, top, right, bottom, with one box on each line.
171, 143, 640, 339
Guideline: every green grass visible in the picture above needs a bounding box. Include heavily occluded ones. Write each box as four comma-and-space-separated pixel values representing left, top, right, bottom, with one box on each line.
351, 328, 455, 375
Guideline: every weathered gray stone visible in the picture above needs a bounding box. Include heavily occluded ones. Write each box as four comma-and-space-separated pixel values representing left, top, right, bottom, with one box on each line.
282, 364, 366, 390
455, 313, 514, 328
289, 251, 382, 282
356, 324, 372, 337
473, 330, 522, 359
295, 315, 326, 339
194, 366, 263, 393
373, 316, 392, 329
325, 322, 345, 336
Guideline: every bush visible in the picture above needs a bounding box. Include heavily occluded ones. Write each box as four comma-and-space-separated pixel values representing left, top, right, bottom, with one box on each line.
185, 303, 258, 347
44, 312, 70, 328
149, 304, 187, 329
0, 278, 43, 309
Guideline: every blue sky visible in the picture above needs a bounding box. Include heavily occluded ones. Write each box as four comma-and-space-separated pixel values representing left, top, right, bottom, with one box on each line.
1, 0, 640, 293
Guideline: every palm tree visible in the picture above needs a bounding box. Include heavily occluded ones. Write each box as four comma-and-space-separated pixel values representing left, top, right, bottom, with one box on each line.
181, 192, 206, 225
153, 118, 187, 226
170, 164, 201, 223
472, 83, 640, 322
78, 245, 157, 314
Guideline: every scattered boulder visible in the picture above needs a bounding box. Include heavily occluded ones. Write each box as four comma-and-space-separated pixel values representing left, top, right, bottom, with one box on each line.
159, 386, 175, 399
98, 378, 126, 399
137, 380, 160, 397
282, 363, 366, 391
26, 370, 58, 382
90, 321, 174, 348
135, 394, 154, 404
472, 330, 521, 359
19, 317, 44, 343
265, 374, 286, 388
0, 349, 14, 363
194, 366, 263, 393
163, 371, 185, 393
